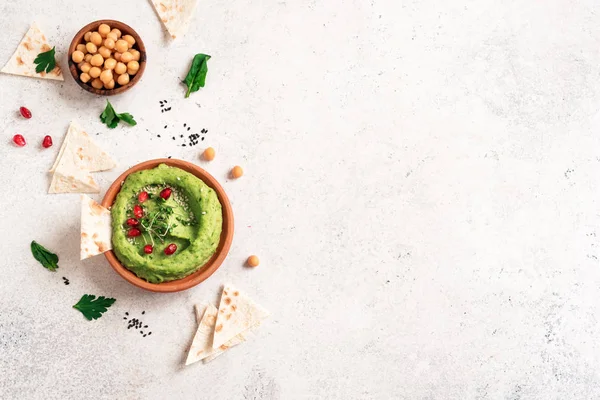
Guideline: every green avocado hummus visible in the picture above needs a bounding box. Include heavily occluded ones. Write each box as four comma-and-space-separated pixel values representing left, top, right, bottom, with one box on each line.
111, 164, 223, 283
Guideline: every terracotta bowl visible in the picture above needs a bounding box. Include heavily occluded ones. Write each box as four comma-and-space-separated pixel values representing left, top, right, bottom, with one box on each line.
102, 159, 234, 292
68, 20, 147, 96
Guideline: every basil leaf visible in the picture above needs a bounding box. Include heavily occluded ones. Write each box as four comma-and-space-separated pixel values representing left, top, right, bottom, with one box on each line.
100, 101, 119, 129
34, 47, 57, 74
30, 241, 59, 271
184, 54, 211, 98
117, 113, 137, 126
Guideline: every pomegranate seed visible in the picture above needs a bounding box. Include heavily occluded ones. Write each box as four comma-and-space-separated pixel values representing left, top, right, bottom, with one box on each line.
127, 228, 141, 237
19, 107, 32, 119
138, 191, 149, 203
42, 135, 53, 148
126, 218, 139, 226
164, 243, 177, 255
160, 188, 172, 200
144, 245, 153, 254
133, 205, 144, 218
13, 134, 26, 147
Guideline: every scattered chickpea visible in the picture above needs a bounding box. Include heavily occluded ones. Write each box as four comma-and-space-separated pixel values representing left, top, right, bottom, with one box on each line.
79, 62, 91, 73
114, 62, 127, 75
104, 58, 117, 70
85, 42, 97, 54
98, 24, 111, 37
76, 44, 87, 54
100, 69, 113, 84
117, 73, 130, 86
88, 67, 102, 78
115, 39, 128, 53
231, 166, 244, 179
90, 32, 103, 46
247, 255, 260, 267
90, 54, 104, 67
71, 51, 84, 63
202, 147, 216, 161
120, 51, 133, 63
80, 72, 91, 83
91, 78, 103, 89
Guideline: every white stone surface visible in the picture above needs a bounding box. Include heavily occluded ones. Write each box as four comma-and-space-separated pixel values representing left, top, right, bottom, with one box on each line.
2, 0, 600, 399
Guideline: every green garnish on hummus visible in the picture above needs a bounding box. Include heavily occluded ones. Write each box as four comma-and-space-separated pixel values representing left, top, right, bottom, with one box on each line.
111, 164, 223, 283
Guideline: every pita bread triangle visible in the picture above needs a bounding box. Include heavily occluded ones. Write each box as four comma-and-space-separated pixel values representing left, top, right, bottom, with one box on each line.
186, 303, 246, 366
150, 0, 198, 39
48, 167, 99, 194
212, 284, 269, 349
80, 195, 112, 260
50, 121, 116, 173
1, 22, 63, 81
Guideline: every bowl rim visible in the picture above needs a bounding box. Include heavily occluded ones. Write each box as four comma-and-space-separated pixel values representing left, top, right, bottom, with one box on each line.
68, 19, 147, 96
101, 159, 234, 293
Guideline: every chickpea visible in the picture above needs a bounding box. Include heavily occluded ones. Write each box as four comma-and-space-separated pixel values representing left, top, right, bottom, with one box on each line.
84, 31, 92, 42
98, 46, 111, 59
117, 73, 130, 86
106, 32, 118, 42
85, 42, 97, 54
104, 79, 115, 90
88, 67, 102, 78
79, 62, 91, 73
90, 32, 103, 46
84, 54, 93, 63
115, 39, 128, 53
90, 54, 104, 67
100, 69, 113, 84
231, 166, 243, 179
127, 68, 136, 76
129, 49, 140, 62
71, 50, 84, 63
120, 52, 133, 63
110, 28, 122, 38
122, 35, 135, 48
247, 255, 260, 267
76, 44, 87, 54
202, 147, 215, 161
113, 52, 122, 62
91, 78, 104, 89
104, 38, 115, 50
104, 58, 117, 70
98, 24, 111, 37
80, 72, 91, 83
114, 62, 127, 75
127, 61, 139, 72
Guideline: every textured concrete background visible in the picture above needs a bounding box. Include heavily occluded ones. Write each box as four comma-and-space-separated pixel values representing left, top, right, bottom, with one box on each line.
2, 0, 600, 399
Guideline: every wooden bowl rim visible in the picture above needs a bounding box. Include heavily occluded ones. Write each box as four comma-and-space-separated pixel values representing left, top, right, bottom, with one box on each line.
68, 19, 147, 96
101, 159, 234, 293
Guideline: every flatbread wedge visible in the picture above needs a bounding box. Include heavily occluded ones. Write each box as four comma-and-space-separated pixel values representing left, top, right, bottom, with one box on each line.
80, 195, 112, 260
212, 284, 269, 349
49, 167, 99, 194
186, 303, 246, 366
50, 122, 116, 173
1, 22, 63, 80
150, 0, 198, 39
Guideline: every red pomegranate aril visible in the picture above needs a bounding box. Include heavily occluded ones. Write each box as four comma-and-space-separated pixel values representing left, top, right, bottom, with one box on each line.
160, 188, 172, 200
133, 205, 144, 218
138, 191, 149, 203
128, 228, 141, 237
19, 107, 32, 119
126, 218, 139, 226
164, 243, 177, 255
42, 135, 53, 148
13, 134, 26, 147
144, 245, 153, 254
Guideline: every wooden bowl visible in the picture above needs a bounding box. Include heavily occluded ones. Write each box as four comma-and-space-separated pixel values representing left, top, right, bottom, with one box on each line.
68, 20, 147, 96
102, 159, 234, 293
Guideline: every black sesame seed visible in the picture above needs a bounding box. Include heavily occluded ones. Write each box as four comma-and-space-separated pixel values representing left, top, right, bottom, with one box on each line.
164, 100, 167, 103
140, 331, 144, 334
142, 311, 145, 315
143, 334, 147, 337
164, 125, 167, 129
187, 127, 191, 131
144, 325, 148, 328
128, 326, 131, 329
123, 317, 127, 320
160, 101, 163, 104
168, 156, 172, 159
201, 137, 205, 141
172, 136, 175, 140
184, 123, 187, 127
182, 144, 186, 147
180, 135, 183, 138
157, 134, 161, 138
148, 332, 152, 335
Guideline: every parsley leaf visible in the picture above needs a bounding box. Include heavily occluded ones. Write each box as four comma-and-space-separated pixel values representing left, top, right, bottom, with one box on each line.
73, 294, 116, 321
183, 54, 211, 98
30, 241, 59, 271
100, 101, 137, 128
34, 47, 57, 74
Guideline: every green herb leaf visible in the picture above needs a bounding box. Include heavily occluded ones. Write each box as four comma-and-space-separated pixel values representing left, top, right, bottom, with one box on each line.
117, 112, 137, 126
100, 101, 119, 129
73, 294, 116, 321
30, 241, 59, 271
183, 53, 211, 98
34, 47, 57, 74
